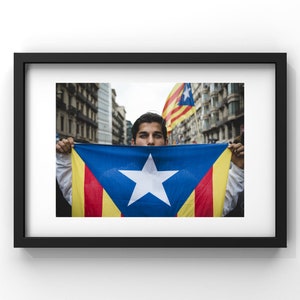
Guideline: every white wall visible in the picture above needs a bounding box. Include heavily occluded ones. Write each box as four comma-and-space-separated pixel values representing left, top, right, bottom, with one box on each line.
1, 1, 297, 299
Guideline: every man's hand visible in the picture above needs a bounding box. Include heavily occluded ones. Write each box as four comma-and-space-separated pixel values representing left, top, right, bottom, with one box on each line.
228, 143, 244, 169
56, 137, 74, 154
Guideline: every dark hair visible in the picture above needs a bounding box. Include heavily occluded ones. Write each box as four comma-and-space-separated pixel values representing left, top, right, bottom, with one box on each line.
131, 112, 167, 142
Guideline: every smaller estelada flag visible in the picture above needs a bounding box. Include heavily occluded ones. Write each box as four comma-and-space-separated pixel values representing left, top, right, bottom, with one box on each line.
71, 144, 231, 217
162, 83, 195, 134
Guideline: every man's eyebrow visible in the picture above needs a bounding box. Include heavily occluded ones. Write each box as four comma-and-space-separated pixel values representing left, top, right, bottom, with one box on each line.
137, 131, 163, 135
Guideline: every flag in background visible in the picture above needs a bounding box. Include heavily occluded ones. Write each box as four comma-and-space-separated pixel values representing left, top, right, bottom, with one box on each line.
71, 143, 231, 217
162, 83, 196, 134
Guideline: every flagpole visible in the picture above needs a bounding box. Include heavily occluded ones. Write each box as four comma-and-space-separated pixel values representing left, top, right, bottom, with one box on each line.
193, 108, 201, 143
189, 84, 201, 143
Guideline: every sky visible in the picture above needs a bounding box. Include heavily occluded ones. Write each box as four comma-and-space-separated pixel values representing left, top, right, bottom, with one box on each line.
110, 82, 176, 123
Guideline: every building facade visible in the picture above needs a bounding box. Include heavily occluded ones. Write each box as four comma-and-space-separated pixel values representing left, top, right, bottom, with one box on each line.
170, 83, 244, 144
126, 120, 133, 145
111, 89, 127, 145
97, 83, 112, 144
56, 83, 99, 143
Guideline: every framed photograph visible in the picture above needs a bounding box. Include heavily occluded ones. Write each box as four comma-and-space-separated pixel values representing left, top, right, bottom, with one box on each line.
14, 52, 287, 248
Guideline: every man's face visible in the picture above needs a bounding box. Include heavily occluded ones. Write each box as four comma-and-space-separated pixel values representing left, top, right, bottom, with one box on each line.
132, 122, 167, 146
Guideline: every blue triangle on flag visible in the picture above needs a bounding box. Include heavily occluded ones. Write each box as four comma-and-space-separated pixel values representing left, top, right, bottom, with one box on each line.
178, 83, 195, 106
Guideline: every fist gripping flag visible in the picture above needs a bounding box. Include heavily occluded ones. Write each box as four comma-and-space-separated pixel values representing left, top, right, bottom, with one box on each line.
71, 144, 231, 217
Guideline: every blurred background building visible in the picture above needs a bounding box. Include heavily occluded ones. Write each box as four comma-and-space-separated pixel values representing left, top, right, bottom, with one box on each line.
56, 83, 127, 145
112, 89, 127, 145
97, 83, 112, 144
56, 82, 244, 146
56, 83, 99, 143
169, 83, 244, 144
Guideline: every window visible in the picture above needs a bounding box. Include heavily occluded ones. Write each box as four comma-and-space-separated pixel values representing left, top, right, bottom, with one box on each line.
202, 93, 209, 103
210, 112, 219, 127
211, 95, 218, 109
228, 101, 240, 116
69, 119, 72, 134
228, 125, 232, 139
60, 116, 64, 131
228, 83, 239, 95
202, 119, 209, 130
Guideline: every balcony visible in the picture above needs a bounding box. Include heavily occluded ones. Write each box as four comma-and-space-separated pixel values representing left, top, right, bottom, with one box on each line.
56, 98, 66, 110
77, 111, 98, 128
79, 83, 87, 89
201, 96, 210, 105
210, 121, 217, 129
216, 116, 228, 127
201, 113, 209, 120
209, 104, 221, 113
76, 91, 87, 103
67, 105, 77, 116
228, 108, 244, 121
66, 83, 76, 94
86, 100, 98, 113
86, 84, 92, 94
92, 91, 98, 100
217, 98, 228, 109
201, 125, 211, 133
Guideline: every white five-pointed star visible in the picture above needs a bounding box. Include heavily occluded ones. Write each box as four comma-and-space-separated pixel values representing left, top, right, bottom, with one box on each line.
182, 85, 191, 102
119, 154, 178, 206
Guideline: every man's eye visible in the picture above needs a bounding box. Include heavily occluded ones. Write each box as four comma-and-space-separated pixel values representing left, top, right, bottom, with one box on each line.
154, 134, 163, 139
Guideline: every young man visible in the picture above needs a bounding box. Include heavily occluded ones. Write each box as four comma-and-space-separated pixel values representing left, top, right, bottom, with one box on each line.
57, 113, 169, 151
130, 112, 168, 146
56, 112, 244, 216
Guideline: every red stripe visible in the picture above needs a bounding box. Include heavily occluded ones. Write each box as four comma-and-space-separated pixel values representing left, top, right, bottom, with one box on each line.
164, 103, 181, 121
194, 167, 213, 217
84, 165, 103, 217
163, 83, 184, 110
165, 102, 193, 125
170, 106, 193, 123
162, 84, 185, 117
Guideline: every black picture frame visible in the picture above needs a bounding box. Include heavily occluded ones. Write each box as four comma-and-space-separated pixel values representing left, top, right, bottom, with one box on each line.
14, 52, 287, 248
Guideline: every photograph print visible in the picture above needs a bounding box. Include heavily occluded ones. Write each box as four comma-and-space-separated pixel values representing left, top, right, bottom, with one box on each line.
55, 82, 244, 218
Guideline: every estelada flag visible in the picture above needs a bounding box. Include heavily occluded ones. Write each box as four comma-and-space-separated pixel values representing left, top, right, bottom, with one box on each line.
71, 143, 231, 217
162, 83, 195, 134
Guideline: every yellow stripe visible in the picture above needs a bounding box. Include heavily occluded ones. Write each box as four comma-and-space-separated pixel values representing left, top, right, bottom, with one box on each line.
177, 190, 195, 217
163, 90, 184, 115
163, 96, 181, 119
162, 84, 184, 118
213, 148, 232, 217
171, 107, 195, 122
102, 189, 122, 217
71, 149, 85, 217
168, 107, 195, 130
169, 105, 188, 120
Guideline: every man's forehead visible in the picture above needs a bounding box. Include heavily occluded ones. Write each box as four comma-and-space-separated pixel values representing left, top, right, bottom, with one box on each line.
138, 122, 163, 132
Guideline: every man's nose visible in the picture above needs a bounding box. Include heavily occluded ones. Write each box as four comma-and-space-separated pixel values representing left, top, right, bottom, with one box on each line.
147, 135, 155, 145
